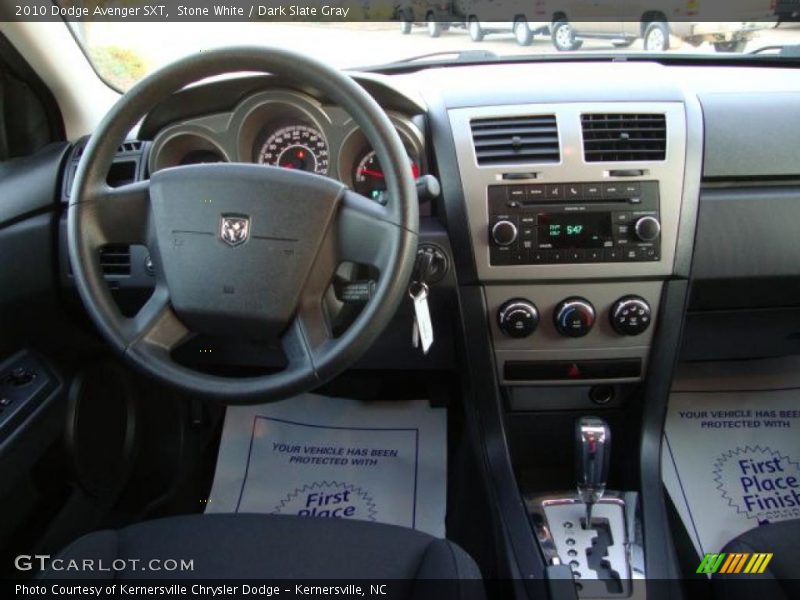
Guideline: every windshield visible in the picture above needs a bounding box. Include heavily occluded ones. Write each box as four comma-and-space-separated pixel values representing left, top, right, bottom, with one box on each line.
59, 3, 800, 91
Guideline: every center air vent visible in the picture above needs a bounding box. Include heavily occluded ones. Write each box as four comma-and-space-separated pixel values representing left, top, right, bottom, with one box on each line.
99, 245, 131, 276
471, 115, 559, 165
581, 114, 666, 162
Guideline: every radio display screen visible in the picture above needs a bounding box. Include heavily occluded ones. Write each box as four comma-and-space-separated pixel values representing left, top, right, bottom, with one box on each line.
537, 213, 611, 249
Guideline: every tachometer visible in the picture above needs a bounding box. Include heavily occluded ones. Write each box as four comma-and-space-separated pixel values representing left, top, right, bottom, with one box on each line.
353, 150, 420, 201
257, 124, 329, 175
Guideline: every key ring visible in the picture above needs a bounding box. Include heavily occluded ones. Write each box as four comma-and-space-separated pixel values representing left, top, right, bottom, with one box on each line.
408, 281, 429, 300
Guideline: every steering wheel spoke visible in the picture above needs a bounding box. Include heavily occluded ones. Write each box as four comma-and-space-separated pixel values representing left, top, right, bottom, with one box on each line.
337, 190, 403, 269
281, 294, 334, 376
124, 283, 191, 357
81, 180, 152, 249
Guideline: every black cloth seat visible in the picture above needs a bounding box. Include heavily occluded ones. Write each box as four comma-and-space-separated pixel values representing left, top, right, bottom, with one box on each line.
713, 519, 800, 600
43, 514, 483, 598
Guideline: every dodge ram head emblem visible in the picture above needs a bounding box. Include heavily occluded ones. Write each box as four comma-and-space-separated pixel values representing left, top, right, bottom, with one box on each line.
219, 214, 250, 247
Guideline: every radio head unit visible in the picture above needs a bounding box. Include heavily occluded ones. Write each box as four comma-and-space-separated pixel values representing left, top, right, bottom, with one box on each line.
488, 181, 660, 265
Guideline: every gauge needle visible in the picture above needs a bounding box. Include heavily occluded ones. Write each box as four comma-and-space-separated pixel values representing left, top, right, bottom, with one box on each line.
359, 169, 385, 178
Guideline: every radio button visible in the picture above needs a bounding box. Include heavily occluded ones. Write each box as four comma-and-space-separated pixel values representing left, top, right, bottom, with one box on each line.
634, 216, 661, 242
583, 183, 602, 198
491, 247, 512, 265
613, 211, 632, 224
566, 249, 584, 262
629, 246, 658, 261
530, 250, 548, 264
603, 248, 622, 261
603, 183, 624, 198
545, 184, 563, 199
623, 248, 641, 261
565, 184, 581, 198
508, 186, 526, 201
526, 184, 546, 200
621, 182, 641, 196
491, 220, 518, 246
586, 249, 603, 262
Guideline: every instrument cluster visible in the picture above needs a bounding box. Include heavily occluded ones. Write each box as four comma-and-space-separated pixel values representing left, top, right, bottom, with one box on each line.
148, 89, 425, 202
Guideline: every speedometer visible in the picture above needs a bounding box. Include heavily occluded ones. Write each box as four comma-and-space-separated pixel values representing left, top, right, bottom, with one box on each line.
256, 124, 329, 175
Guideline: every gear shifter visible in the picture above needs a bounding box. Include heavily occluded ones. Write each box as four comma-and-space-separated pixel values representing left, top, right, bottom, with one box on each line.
576, 416, 611, 529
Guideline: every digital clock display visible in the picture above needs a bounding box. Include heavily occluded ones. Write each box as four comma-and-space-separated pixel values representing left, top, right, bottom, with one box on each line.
537, 213, 611, 249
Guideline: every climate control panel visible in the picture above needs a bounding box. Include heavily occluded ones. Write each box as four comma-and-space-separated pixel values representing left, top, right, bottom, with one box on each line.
497, 295, 651, 339
486, 282, 661, 384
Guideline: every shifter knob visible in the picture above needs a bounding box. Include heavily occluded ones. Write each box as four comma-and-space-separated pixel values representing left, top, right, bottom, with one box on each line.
575, 416, 611, 528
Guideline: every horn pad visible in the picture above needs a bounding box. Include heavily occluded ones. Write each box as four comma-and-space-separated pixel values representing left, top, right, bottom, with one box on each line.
149, 163, 344, 339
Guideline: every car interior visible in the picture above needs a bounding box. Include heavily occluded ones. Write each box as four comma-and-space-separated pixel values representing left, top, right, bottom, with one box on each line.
1, 9, 800, 600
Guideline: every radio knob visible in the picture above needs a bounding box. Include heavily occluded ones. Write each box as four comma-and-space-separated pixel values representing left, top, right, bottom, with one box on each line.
498, 299, 539, 338
491, 220, 518, 246
554, 297, 596, 338
634, 216, 661, 242
610, 296, 652, 336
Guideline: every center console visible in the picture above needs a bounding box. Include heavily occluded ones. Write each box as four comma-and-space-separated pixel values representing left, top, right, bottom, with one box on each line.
444, 96, 702, 597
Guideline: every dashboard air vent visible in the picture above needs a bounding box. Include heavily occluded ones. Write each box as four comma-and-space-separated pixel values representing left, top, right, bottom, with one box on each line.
581, 114, 666, 162
74, 140, 143, 159
118, 141, 143, 154
99, 245, 131, 276
470, 115, 559, 165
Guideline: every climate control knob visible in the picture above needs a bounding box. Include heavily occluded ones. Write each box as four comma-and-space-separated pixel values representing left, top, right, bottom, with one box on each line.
554, 297, 596, 338
498, 299, 539, 338
634, 216, 661, 242
491, 220, 518, 246
610, 296, 652, 336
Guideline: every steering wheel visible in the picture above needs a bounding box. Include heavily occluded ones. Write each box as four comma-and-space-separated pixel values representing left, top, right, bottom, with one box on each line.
68, 48, 419, 402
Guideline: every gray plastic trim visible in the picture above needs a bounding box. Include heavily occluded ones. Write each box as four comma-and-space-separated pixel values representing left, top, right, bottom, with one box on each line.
693, 187, 800, 280
701, 92, 800, 179
672, 90, 703, 279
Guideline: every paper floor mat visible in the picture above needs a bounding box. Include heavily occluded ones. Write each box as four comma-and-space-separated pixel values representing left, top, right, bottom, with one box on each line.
206, 393, 447, 537
663, 358, 800, 556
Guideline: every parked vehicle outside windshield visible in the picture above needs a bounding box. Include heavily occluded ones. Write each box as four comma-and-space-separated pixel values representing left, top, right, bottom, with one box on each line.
69, 18, 800, 91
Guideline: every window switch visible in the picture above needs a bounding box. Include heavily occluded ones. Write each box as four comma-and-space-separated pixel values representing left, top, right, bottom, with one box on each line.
5, 367, 36, 387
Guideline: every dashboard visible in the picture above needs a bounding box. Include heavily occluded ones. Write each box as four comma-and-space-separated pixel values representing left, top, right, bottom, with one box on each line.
50, 60, 800, 383
148, 89, 426, 205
